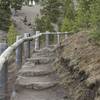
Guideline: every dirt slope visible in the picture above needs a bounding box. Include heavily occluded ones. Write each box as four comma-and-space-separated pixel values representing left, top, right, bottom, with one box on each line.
55, 32, 100, 100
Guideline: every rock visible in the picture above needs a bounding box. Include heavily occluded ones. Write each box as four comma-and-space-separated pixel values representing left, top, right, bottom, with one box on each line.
15, 75, 59, 90
27, 56, 55, 64
18, 64, 55, 77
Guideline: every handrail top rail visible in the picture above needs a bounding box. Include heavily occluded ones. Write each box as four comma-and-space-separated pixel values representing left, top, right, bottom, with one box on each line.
0, 32, 43, 71
0, 31, 69, 71
43, 32, 69, 35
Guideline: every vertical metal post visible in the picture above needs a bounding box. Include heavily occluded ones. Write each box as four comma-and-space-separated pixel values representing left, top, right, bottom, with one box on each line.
35, 31, 40, 51
57, 32, 60, 45
0, 43, 8, 100
16, 35, 23, 70
24, 33, 30, 59
45, 31, 49, 47
65, 32, 68, 40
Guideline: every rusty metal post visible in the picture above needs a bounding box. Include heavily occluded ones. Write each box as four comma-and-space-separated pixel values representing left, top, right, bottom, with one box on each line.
0, 43, 8, 100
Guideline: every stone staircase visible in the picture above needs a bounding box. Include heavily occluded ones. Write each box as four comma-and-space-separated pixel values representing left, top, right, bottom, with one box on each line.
11, 48, 66, 100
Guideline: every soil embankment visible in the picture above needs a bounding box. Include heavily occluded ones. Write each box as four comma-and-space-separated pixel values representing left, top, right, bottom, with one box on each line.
55, 32, 100, 100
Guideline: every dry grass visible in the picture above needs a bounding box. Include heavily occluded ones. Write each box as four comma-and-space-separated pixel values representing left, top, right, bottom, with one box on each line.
55, 32, 100, 100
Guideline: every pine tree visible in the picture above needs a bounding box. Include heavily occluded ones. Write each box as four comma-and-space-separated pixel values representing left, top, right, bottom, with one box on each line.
61, 17, 73, 32
60, 0, 75, 32
90, 0, 100, 40
76, 0, 92, 29
41, 0, 62, 23
0, 0, 11, 31
90, 0, 100, 29
35, 15, 53, 32
63, 0, 75, 19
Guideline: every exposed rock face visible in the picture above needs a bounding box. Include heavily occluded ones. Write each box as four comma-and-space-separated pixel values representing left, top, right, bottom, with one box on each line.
55, 32, 100, 100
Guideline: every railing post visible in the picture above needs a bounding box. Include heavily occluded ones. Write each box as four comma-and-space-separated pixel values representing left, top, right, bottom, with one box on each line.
16, 35, 23, 70
57, 32, 60, 45
0, 43, 8, 100
35, 31, 40, 51
45, 31, 49, 47
65, 32, 68, 40
24, 33, 30, 59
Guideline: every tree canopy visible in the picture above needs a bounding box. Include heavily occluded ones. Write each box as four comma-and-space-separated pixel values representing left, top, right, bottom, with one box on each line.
0, 0, 11, 31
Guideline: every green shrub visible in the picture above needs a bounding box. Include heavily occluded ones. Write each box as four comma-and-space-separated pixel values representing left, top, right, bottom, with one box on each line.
35, 15, 54, 32
7, 23, 18, 45
60, 17, 74, 32
90, 26, 100, 41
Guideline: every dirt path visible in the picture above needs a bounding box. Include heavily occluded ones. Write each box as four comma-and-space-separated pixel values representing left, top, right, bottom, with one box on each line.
12, 5, 41, 34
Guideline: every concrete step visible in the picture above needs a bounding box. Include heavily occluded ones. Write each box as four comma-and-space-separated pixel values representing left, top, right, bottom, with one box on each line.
18, 64, 55, 77
23, 62, 35, 68
15, 74, 59, 90
35, 47, 54, 53
11, 85, 66, 100
26, 56, 55, 64
32, 52, 56, 58
34, 47, 56, 56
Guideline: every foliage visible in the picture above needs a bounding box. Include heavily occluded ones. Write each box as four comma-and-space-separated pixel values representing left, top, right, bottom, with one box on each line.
11, 0, 24, 10
76, 0, 92, 29
60, 0, 75, 32
62, 0, 75, 19
35, 15, 54, 44
35, 0, 100, 41
90, 0, 100, 28
89, 0, 100, 40
61, 17, 73, 32
35, 0, 62, 34
35, 15, 53, 32
34, 0, 39, 3
40, 0, 62, 23
0, 0, 11, 31
7, 23, 18, 45
0, 0, 24, 31
90, 31, 100, 41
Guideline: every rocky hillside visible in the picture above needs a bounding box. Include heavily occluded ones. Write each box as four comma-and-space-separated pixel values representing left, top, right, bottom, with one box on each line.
55, 32, 100, 100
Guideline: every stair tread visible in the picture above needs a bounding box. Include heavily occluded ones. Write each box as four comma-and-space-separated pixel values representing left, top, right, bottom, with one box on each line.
33, 51, 55, 56
22, 62, 35, 68
15, 74, 59, 90
35, 47, 54, 52
26, 56, 55, 64
12, 85, 66, 100
34, 47, 56, 57
27, 56, 55, 61
16, 74, 59, 85
19, 64, 54, 73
